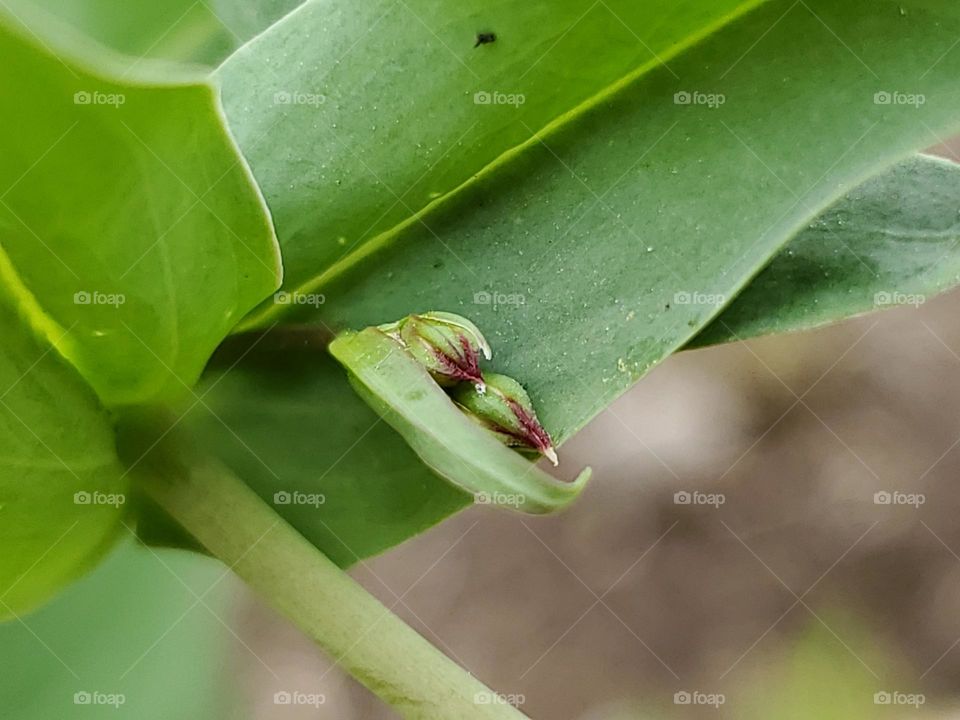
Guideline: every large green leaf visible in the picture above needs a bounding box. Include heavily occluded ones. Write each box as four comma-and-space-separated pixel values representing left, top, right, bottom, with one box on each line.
0, 539, 242, 719
183, 0, 960, 563
219, 0, 762, 325
0, 9, 281, 407
0, 287, 127, 619
692, 154, 960, 347
247, 0, 960, 442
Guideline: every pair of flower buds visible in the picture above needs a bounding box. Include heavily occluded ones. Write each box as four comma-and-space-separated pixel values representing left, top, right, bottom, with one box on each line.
379, 312, 558, 465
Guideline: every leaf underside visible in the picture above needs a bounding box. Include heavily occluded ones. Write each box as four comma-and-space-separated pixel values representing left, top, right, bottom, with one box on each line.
692, 154, 960, 347
180, 2, 960, 564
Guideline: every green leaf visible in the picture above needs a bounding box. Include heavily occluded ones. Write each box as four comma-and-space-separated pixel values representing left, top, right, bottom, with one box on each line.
691, 154, 960, 348
178, 0, 960, 564
242, 0, 960, 445
0, 539, 243, 719
0, 288, 127, 619
329, 327, 589, 513
0, 10, 282, 406
218, 0, 767, 325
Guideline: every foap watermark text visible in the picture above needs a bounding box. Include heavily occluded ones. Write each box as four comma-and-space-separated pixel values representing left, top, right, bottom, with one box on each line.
473, 290, 525, 309
74, 291, 125, 307
674, 490, 725, 508
874, 90, 925, 108
474, 91, 525, 107
674, 90, 725, 109
273, 491, 325, 508
874, 491, 925, 508
74, 90, 125, 108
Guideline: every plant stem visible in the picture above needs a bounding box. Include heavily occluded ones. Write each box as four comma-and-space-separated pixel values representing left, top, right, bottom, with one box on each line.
132, 418, 527, 720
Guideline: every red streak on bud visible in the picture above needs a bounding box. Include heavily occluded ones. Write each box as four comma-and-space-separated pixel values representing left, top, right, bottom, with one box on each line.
505, 398, 554, 456
430, 335, 484, 385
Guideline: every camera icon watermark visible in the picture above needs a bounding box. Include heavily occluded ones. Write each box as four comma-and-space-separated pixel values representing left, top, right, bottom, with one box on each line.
874, 290, 925, 308
273, 690, 326, 707
73, 690, 126, 708
673, 90, 726, 109
873, 490, 925, 508
273, 490, 326, 508
473, 90, 526, 107
873, 90, 925, 108
674, 490, 725, 508
273, 90, 326, 107
73, 290, 126, 308
673, 690, 725, 707
472, 290, 525, 309
73, 490, 125, 508
474, 491, 526, 508
474, 691, 525, 706
273, 290, 325, 307
73, 90, 126, 108
673, 290, 727, 307
874, 690, 924, 707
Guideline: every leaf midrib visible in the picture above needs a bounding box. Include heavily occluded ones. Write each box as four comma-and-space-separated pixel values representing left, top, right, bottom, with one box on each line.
238, 0, 774, 329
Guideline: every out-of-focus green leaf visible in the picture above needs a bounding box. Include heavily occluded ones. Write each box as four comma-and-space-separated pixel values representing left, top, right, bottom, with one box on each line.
0, 9, 281, 407
0, 539, 243, 719
692, 154, 960, 347
0, 286, 126, 619
742, 616, 897, 720
258, 0, 960, 446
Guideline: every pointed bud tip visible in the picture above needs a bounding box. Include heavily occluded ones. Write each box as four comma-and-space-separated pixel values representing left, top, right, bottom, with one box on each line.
543, 446, 559, 466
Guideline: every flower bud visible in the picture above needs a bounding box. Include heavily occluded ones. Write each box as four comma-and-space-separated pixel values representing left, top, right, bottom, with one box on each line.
381, 311, 492, 389
452, 373, 558, 465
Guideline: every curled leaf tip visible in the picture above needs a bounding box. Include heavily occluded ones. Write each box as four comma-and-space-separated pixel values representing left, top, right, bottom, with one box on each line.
453, 373, 559, 466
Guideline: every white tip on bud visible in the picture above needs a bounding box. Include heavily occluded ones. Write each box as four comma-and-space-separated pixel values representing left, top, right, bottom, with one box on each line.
543, 446, 559, 467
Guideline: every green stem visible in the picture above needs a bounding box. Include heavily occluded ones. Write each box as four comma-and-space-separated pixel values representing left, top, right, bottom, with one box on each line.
129, 416, 527, 720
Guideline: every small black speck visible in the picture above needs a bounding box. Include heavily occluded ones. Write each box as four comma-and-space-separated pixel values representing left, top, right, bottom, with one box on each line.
665, 303, 671, 309
432, 261, 444, 269
474, 32, 496, 48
